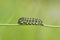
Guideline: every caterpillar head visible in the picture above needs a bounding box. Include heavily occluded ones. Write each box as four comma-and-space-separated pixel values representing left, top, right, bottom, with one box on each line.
18, 17, 25, 24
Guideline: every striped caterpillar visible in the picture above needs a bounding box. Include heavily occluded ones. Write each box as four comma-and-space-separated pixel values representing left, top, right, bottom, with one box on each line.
18, 17, 44, 26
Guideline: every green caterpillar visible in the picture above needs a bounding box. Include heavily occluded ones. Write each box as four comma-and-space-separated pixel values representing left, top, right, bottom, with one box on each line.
18, 17, 44, 26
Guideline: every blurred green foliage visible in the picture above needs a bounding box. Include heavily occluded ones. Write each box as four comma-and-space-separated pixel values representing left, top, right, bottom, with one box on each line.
0, 0, 60, 40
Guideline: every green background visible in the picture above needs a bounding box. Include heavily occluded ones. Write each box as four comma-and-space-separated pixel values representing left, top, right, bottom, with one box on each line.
0, 0, 60, 40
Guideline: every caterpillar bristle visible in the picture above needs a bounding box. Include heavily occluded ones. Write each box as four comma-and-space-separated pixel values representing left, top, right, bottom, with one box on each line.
18, 17, 44, 26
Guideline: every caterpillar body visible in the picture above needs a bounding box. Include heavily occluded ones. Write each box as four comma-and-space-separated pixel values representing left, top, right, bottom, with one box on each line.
18, 17, 44, 26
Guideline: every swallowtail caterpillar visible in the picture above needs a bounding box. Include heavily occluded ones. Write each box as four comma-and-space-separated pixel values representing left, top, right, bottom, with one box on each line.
18, 17, 44, 26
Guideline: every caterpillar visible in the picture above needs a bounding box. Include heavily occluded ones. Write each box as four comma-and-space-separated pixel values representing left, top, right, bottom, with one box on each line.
18, 17, 44, 26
